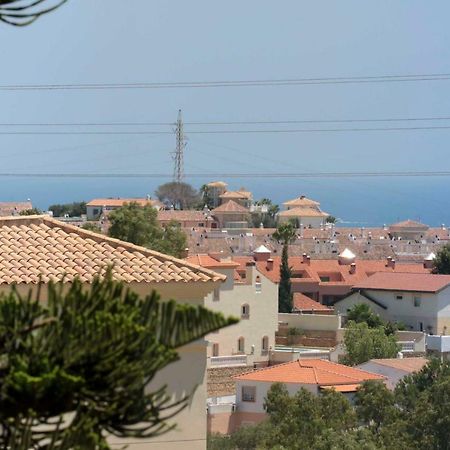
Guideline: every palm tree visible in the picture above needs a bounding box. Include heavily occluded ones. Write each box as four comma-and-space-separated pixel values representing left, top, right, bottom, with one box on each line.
0, 0, 68, 26
273, 223, 297, 312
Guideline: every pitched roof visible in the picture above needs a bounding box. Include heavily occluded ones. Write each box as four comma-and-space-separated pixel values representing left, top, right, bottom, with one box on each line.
207, 181, 228, 187
0, 216, 225, 285
87, 198, 162, 208
254, 245, 271, 254
293, 293, 332, 311
0, 202, 33, 217
389, 219, 429, 230
365, 358, 428, 373
339, 248, 356, 259
354, 272, 450, 293
234, 359, 384, 385
185, 254, 240, 269
255, 257, 430, 285
219, 190, 252, 199
278, 207, 329, 218
158, 210, 209, 222
212, 200, 250, 213
283, 196, 320, 207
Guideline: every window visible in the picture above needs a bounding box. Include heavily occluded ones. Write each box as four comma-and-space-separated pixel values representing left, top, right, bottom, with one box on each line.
396, 295, 403, 300
241, 304, 250, 319
262, 336, 269, 353
320, 276, 330, 282
93, 208, 100, 216
255, 276, 262, 293
238, 337, 245, 353
213, 288, 220, 302
241, 386, 256, 402
414, 296, 421, 307
212, 343, 219, 357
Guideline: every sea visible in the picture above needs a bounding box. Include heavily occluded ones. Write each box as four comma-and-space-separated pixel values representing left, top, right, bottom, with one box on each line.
1, 176, 449, 228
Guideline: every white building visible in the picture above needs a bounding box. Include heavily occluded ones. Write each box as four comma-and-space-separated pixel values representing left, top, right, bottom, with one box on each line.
333, 272, 450, 335
86, 197, 162, 220
277, 195, 329, 228
186, 254, 278, 368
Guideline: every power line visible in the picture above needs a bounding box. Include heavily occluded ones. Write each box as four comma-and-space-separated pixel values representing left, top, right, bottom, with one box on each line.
0, 171, 449, 179
3, 116, 450, 127
3, 125, 450, 135
1, 73, 450, 91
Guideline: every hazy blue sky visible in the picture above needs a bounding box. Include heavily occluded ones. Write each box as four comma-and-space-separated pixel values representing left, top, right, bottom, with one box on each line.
1, 1, 450, 224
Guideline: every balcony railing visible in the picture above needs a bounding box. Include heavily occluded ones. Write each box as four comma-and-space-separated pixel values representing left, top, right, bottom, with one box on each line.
210, 355, 247, 367
398, 341, 415, 352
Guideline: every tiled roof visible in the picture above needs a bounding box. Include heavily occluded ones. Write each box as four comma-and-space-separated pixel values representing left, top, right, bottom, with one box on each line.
293, 293, 332, 311
283, 196, 320, 207
255, 257, 430, 285
234, 359, 384, 385
87, 198, 162, 208
366, 358, 428, 373
207, 181, 228, 187
389, 220, 429, 230
354, 272, 450, 293
278, 207, 329, 217
0, 216, 225, 285
186, 254, 240, 269
320, 384, 362, 393
0, 202, 33, 217
219, 190, 252, 199
212, 200, 250, 213
158, 210, 209, 222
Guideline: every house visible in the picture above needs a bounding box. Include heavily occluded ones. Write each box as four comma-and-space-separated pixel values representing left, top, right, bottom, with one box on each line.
0, 201, 33, 217
357, 358, 428, 390
205, 181, 228, 208
219, 188, 253, 208
249, 249, 430, 306
185, 254, 278, 368
293, 293, 333, 314
333, 272, 450, 334
0, 215, 225, 450
388, 219, 429, 240
86, 197, 163, 220
278, 195, 329, 228
231, 359, 384, 429
212, 200, 251, 230
158, 209, 218, 229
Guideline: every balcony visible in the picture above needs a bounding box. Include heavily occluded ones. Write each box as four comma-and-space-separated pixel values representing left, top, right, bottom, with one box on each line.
210, 355, 248, 367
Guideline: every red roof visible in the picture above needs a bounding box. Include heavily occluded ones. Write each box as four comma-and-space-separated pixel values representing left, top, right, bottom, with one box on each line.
186, 254, 240, 269
158, 210, 208, 222
389, 219, 429, 230
234, 359, 384, 386
293, 293, 332, 311
212, 200, 249, 213
87, 198, 161, 208
354, 272, 450, 293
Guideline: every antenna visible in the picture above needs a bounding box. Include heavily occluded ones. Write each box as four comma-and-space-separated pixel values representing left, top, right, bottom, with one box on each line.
172, 109, 186, 183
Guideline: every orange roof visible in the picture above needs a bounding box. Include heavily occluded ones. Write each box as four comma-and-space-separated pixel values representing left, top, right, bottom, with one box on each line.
293, 293, 332, 311
278, 207, 328, 217
283, 196, 320, 207
186, 254, 240, 269
234, 359, 384, 385
389, 219, 429, 230
255, 256, 430, 285
158, 210, 209, 222
0, 216, 225, 285
212, 200, 250, 213
219, 190, 252, 200
0, 202, 33, 217
320, 384, 362, 393
87, 198, 162, 208
354, 272, 450, 293
207, 181, 228, 187
366, 358, 428, 373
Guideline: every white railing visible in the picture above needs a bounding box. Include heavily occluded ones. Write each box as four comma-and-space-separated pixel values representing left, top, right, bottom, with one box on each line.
398, 341, 415, 352
210, 355, 247, 367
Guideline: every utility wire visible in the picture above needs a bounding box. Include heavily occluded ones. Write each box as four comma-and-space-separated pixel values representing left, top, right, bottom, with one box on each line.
0, 171, 449, 179
1, 73, 450, 90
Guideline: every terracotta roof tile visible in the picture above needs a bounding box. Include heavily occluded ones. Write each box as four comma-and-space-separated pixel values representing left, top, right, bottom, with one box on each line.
366, 358, 428, 373
0, 216, 225, 285
212, 200, 250, 213
87, 198, 162, 208
389, 219, 429, 230
278, 207, 329, 218
219, 190, 252, 199
283, 196, 321, 207
234, 359, 384, 385
0, 202, 33, 217
158, 210, 210, 222
186, 254, 240, 269
354, 272, 450, 293
293, 293, 332, 311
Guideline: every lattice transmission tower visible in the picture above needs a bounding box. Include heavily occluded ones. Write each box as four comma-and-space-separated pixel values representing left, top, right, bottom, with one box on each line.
172, 109, 186, 183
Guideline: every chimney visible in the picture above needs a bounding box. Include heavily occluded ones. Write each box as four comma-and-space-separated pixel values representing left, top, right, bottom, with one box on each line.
349, 262, 356, 274
266, 258, 274, 271
182, 248, 189, 258
306, 255, 311, 265
387, 258, 396, 269
302, 253, 308, 263
245, 261, 255, 284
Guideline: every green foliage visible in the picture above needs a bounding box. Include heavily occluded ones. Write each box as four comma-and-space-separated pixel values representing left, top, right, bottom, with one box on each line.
342, 322, 400, 366
155, 182, 200, 210
19, 208, 42, 216
272, 222, 296, 245
200, 184, 215, 210
0, 270, 237, 449
326, 216, 337, 224
48, 202, 86, 218
251, 199, 279, 228
81, 222, 102, 233
433, 243, 450, 274
108, 203, 187, 258
346, 304, 384, 328
287, 327, 303, 336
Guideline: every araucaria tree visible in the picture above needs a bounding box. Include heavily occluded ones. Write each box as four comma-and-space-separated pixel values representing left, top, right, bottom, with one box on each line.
0, 270, 236, 449
273, 223, 297, 313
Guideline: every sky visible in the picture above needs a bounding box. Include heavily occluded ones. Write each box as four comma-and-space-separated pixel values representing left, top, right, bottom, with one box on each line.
0, 1, 449, 225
